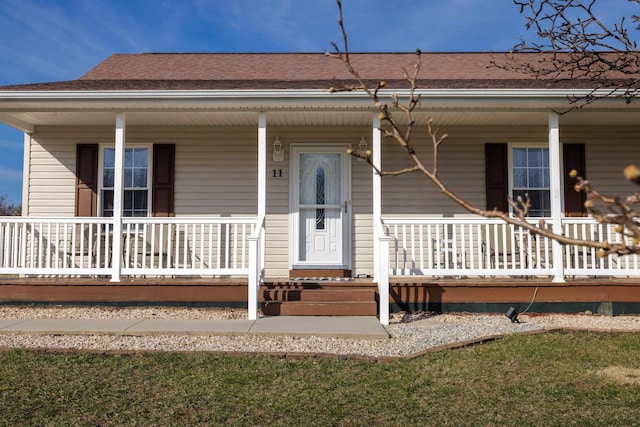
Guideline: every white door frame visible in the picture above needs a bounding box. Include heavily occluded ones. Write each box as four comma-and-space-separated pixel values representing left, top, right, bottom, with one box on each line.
289, 144, 352, 269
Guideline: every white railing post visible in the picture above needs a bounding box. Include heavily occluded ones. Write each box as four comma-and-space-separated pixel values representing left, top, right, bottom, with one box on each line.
247, 217, 264, 321
247, 234, 259, 320
376, 220, 390, 325
549, 113, 565, 282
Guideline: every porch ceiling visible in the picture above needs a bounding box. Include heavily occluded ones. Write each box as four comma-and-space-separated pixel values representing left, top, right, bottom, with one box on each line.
2, 109, 640, 131
2, 92, 640, 130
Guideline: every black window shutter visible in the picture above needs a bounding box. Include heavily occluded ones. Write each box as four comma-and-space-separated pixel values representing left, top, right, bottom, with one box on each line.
563, 143, 586, 217
485, 143, 508, 212
75, 144, 98, 217
152, 144, 175, 217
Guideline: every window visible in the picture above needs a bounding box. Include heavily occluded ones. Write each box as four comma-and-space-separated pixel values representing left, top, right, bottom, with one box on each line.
511, 146, 550, 217
101, 147, 150, 217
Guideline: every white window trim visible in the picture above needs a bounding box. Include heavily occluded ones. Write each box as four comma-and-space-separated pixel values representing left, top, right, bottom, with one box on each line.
508, 142, 551, 218
98, 143, 153, 217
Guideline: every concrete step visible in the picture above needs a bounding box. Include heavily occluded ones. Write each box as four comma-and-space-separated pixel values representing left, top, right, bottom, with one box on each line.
261, 301, 377, 316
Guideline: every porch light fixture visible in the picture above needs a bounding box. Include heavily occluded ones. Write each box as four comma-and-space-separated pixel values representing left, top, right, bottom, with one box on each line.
357, 136, 368, 160
505, 306, 520, 323
273, 136, 284, 162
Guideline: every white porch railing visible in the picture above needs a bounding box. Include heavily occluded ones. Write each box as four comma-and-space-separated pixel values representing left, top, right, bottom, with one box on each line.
382, 217, 640, 279
0, 216, 259, 277
0, 217, 113, 276
562, 218, 640, 277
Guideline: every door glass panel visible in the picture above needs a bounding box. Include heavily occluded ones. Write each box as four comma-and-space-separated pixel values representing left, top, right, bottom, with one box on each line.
299, 154, 341, 205
316, 167, 325, 230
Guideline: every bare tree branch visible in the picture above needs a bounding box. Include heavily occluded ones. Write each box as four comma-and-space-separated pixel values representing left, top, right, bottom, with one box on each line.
494, 0, 640, 110
0, 195, 20, 216
327, 0, 640, 257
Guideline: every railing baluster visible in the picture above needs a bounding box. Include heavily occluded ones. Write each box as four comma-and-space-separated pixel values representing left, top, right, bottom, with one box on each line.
0, 222, 5, 268
224, 222, 230, 270
1, 223, 6, 268
200, 223, 206, 269
142, 223, 148, 269
459, 224, 465, 271
443, 223, 449, 270
167, 223, 173, 268
401, 224, 407, 273
469, 223, 476, 270
393, 224, 400, 272
208, 223, 213, 269
426, 224, 433, 270
241, 224, 246, 269
410, 224, 415, 272
216, 223, 222, 269
418, 224, 424, 272
20, 222, 27, 270
232, 223, 237, 270
150, 223, 156, 269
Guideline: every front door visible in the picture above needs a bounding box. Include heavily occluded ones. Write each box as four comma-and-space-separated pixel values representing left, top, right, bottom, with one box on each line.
291, 145, 351, 268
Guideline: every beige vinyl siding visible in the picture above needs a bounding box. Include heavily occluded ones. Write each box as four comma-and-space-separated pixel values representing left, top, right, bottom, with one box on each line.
27, 126, 115, 216
118, 126, 259, 217
381, 124, 640, 217
382, 125, 548, 217
561, 125, 640, 199
27, 125, 260, 217
159, 127, 258, 216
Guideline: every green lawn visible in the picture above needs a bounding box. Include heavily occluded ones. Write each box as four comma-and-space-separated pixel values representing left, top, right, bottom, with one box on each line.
1, 331, 639, 426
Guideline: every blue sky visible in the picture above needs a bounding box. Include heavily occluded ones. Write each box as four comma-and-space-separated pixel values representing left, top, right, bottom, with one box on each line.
0, 0, 631, 204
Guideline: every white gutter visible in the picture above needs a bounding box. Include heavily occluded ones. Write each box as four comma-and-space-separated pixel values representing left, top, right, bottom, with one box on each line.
0, 87, 630, 101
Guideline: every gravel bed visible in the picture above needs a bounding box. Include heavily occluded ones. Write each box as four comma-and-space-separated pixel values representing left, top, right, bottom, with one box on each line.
0, 306, 639, 358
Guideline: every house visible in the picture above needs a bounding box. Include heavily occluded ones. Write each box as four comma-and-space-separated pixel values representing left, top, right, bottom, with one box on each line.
0, 52, 639, 324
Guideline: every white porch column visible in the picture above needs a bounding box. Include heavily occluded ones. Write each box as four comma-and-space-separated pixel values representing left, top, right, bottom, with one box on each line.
257, 113, 267, 219
372, 114, 382, 281
21, 133, 31, 217
248, 112, 267, 321
110, 113, 126, 282
371, 114, 389, 324
548, 112, 565, 282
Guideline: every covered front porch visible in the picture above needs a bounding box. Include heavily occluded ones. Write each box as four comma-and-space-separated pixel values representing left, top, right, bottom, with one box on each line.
3, 90, 640, 324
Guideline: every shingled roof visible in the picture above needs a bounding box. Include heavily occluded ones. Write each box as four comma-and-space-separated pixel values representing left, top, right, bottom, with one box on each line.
0, 52, 588, 91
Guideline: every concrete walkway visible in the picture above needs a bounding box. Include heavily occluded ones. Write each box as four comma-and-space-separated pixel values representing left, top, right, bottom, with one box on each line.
0, 316, 390, 339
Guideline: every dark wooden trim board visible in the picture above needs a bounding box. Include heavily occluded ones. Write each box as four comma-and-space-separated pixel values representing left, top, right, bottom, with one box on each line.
0, 277, 638, 315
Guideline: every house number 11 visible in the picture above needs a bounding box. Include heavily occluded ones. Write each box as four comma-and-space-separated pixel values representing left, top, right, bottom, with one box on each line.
272, 169, 283, 177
